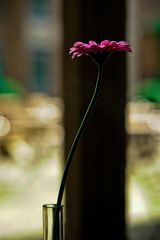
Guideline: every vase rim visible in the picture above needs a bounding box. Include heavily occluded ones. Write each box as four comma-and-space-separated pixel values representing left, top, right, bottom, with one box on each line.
43, 203, 64, 209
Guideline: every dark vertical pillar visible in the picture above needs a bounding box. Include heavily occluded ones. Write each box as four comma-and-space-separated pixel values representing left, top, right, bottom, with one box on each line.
62, 0, 127, 240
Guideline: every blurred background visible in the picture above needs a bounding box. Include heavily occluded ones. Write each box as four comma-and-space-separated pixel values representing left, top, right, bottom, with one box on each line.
0, 0, 159, 240
127, 0, 160, 239
0, 1, 64, 239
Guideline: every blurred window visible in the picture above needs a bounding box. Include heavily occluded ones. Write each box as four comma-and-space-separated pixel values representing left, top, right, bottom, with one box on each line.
28, 0, 51, 17
28, 50, 53, 93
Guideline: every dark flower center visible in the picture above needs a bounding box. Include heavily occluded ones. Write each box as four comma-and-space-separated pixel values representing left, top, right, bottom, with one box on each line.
89, 51, 113, 65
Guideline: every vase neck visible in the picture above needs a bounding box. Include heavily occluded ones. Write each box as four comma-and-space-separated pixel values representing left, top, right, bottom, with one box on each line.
43, 204, 64, 240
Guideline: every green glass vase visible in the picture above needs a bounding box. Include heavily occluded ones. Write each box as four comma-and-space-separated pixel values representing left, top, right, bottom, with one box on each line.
43, 204, 64, 240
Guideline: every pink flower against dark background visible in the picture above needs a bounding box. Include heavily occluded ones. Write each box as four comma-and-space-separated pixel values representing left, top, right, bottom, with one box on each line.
69, 40, 132, 63
52, 40, 132, 238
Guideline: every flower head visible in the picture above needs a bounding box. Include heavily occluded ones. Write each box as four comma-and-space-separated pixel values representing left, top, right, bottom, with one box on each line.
69, 39, 132, 64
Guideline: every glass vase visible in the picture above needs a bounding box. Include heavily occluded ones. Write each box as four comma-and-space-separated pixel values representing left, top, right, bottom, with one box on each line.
43, 204, 64, 240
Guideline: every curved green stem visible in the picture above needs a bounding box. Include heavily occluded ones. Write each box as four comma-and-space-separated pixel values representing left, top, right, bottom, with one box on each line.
53, 63, 104, 240
57, 62, 104, 207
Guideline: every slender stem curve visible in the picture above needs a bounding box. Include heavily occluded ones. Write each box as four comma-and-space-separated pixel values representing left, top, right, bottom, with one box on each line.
53, 63, 104, 240
57, 62, 103, 207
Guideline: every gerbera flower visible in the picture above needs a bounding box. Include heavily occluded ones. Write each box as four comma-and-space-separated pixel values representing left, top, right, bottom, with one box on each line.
69, 39, 132, 63
51, 39, 132, 240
